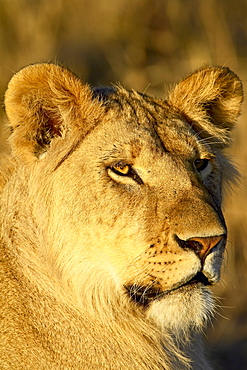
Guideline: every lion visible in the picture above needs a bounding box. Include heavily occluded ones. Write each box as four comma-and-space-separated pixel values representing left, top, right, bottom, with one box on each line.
0, 63, 243, 369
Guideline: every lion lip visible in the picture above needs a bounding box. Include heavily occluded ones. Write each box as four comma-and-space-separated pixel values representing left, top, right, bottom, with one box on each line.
125, 272, 211, 307
159, 271, 211, 297
178, 271, 211, 289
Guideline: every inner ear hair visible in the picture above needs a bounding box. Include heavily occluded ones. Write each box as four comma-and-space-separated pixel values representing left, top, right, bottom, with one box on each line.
35, 108, 64, 152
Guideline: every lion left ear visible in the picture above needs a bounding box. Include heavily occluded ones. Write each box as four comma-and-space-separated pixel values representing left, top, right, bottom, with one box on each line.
5, 63, 103, 162
167, 66, 243, 147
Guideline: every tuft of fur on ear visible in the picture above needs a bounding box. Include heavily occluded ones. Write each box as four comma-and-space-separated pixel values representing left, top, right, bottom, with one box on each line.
5, 63, 103, 161
167, 66, 243, 147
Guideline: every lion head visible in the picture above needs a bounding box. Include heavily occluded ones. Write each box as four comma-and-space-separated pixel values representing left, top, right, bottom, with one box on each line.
1, 63, 243, 369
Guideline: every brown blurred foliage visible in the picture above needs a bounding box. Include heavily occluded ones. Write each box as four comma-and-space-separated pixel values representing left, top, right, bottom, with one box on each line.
0, 0, 247, 368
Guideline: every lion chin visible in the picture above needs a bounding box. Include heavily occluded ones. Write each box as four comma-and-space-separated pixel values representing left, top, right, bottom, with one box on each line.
125, 266, 216, 336
0, 63, 243, 370
147, 284, 214, 336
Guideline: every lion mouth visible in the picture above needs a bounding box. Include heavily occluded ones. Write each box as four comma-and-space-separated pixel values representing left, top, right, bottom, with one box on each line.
179, 271, 211, 288
125, 272, 211, 307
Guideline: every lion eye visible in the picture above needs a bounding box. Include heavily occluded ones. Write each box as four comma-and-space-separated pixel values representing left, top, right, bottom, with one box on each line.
111, 162, 131, 176
194, 158, 209, 172
108, 162, 143, 185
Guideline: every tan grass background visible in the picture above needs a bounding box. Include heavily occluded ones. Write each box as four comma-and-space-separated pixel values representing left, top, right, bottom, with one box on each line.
0, 1, 247, 368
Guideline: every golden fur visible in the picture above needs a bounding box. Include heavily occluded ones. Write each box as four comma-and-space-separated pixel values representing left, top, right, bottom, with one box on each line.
0, 63, 243, 369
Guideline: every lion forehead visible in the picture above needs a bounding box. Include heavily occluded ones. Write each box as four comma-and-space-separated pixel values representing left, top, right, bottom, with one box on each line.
92, 88, 205, 162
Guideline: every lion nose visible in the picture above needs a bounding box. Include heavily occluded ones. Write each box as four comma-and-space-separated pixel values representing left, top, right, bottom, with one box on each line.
187, 235, 224, 261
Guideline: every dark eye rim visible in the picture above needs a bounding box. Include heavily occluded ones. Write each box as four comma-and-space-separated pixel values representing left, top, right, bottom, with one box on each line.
194, 158, 209, 172
108, 162, 144, 185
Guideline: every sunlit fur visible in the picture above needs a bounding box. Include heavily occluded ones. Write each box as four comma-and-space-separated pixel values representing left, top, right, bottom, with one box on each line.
0, 63, 243, 369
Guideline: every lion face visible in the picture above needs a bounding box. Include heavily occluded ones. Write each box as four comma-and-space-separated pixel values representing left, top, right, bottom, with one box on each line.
39, 91, 225, 331
4, 63, 243, 334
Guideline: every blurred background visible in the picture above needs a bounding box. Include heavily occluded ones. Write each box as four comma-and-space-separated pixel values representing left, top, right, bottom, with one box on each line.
0, 0, 246, 368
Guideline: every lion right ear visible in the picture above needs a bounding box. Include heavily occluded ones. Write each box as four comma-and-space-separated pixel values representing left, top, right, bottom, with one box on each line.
4, 63, 103, 162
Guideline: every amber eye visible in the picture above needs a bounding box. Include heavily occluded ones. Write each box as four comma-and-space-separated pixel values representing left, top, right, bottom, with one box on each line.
111, 162, 131, 176
194, 158, 209, 172
108, 162, 143, 185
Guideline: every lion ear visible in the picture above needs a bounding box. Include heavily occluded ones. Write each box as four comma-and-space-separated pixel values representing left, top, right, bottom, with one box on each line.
167, 66, 243, 147
5, 63, 103, 161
